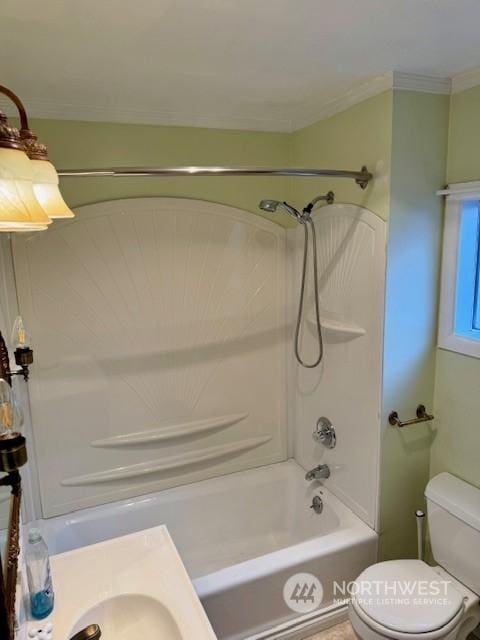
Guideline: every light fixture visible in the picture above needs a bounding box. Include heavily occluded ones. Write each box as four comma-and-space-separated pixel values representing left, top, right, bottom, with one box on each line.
0, 323, 29, 483
0, 117, 50, 231
0, 317, 34, 383
0, 84, 74, 232
11, 316, 34, 380
22, 132, 75, 219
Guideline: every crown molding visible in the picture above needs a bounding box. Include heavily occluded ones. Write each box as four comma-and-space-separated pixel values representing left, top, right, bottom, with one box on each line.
289, 73, 393, 131
2, 96, 293, 133
2, 71, 453, 134
290, 71, 450, 131
392, 71, 451, 94
451, 67, 480, 94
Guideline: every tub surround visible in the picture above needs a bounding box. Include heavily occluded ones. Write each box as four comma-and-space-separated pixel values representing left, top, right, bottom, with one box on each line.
289, 204, 386, 529
7, 192, 383, 639
12, 198, 287, 517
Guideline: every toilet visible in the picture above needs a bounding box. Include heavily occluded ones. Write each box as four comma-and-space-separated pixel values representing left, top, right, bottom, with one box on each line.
349, 472, 480, 640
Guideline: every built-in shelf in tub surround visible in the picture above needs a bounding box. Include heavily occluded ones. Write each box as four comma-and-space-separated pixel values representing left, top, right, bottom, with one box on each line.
62, 436, 272, 486
307, 314, 366, 341
91, 412, 249, 448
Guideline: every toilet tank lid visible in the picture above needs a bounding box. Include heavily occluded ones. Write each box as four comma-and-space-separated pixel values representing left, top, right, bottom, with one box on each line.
425, 472, 480, 532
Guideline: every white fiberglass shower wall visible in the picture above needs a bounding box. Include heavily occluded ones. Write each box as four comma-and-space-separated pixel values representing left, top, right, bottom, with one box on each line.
12, 198, 288, 516
5, 198, 386, 526
288, 204, 386, 528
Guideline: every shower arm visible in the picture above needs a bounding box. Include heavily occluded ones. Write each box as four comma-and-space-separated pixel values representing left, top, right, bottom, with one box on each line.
57, 165, 372, 189
303, 191, 335, 215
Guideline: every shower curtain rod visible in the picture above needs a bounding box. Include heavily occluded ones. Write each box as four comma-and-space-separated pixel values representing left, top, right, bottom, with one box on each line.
57, 165, 372, 189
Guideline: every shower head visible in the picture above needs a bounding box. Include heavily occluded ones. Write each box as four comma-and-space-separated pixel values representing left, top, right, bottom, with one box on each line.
258, 200, 305, 222
259, 199, 280, 213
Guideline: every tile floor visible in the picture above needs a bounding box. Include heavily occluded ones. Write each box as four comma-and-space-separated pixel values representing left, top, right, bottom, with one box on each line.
304, 620, 356, 640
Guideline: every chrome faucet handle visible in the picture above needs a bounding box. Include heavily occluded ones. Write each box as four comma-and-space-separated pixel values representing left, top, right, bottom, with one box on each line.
70, 624, 102, 640
313, 417, 336, 449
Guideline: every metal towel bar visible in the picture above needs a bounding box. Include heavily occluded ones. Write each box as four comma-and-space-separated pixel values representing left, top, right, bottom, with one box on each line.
388, 404, 434, 428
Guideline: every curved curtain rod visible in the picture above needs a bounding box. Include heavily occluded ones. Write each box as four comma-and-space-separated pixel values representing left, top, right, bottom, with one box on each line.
57, 165, 372, 189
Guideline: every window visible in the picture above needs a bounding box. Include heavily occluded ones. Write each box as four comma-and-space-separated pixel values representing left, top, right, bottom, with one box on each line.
439, 183, 480, 358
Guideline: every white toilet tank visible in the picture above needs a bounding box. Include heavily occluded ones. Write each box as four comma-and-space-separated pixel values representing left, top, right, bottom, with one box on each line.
426, 472, 480, 594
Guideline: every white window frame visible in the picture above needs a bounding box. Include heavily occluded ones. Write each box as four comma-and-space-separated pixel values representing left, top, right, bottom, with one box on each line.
438, 181, 480, 358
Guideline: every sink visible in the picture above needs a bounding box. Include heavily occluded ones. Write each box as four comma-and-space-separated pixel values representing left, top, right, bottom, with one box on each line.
69, 594, 182, 640
24, 525, 216, 640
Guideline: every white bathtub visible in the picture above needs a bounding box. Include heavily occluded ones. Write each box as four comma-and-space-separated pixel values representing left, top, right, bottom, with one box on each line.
33, 460, 377, 639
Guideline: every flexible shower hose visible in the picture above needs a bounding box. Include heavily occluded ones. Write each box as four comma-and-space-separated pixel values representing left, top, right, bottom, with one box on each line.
294, 217, 323, 368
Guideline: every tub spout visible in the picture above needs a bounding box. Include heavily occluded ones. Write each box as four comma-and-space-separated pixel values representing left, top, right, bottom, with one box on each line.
305, 464, 330, 482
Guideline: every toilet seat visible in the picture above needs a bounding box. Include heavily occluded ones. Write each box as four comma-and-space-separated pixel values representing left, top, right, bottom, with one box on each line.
349, 598, 465, 640
349, 560, 466, 640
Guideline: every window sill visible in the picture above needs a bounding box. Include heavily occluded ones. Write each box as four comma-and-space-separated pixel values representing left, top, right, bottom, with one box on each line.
438, 333, 480, 359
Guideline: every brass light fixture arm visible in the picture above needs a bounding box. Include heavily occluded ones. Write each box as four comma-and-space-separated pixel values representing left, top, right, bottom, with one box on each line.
0, 332, 29, 640
0, 331, 33, 382
0, 556, 10, 640
0, 85, 30, 133
0, 471, 22, 639
0, 85, 48, 159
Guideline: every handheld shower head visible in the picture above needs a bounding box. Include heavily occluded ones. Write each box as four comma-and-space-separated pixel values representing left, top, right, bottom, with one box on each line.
258, 200, 304, 222
259, 199, 280, 213
259, 193, 327, 368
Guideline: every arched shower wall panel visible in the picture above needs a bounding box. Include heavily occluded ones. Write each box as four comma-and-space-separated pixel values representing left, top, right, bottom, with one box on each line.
288, 204, 386, 529
12, 198, 287, 517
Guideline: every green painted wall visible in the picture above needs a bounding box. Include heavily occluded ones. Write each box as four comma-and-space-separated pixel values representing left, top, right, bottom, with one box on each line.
379, 91, 449, 559
290, 91, 393, 220
431, 85, 480, 491
26, 118, 293, 226
432, 349, 480, 488
445, 86, 480, 184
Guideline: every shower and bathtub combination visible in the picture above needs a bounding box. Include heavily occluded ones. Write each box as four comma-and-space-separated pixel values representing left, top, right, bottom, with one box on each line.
0, 164, 386, 639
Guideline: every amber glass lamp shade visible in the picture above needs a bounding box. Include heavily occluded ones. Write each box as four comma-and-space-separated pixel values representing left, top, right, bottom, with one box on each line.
0, 147, 51, 231
31, 159, 74, 219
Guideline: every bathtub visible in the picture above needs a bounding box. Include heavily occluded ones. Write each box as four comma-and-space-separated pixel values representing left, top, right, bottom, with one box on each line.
33, 460, 377, 639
